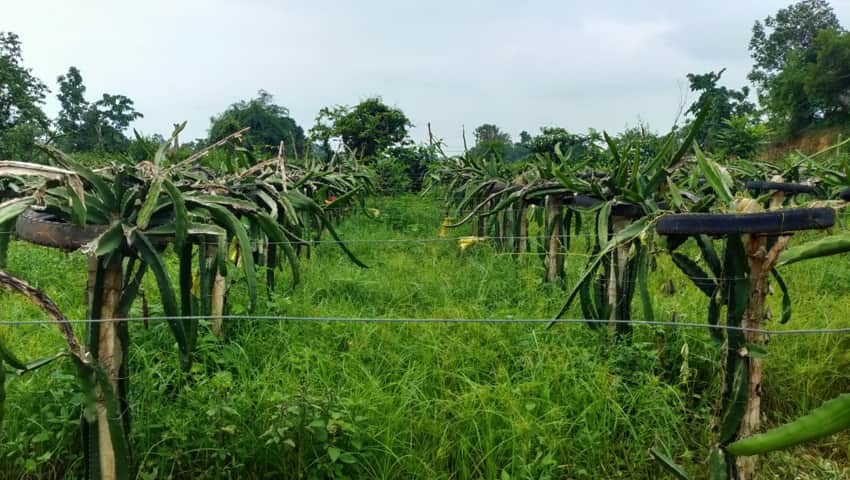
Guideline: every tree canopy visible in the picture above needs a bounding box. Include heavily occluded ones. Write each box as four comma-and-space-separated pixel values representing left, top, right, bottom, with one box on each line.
748, 0, 847, 134
0, 32, 49, 159
4, 0, 850, 167
804, 29, 850, 121
522, 127, 605, 165
470, 123, 513, 159
311, 97, 411, 159
748, 0, 842, 90
55, 66, 143, 152
208, 90, 305, 157
685, 69, 756, 150
473, 124, 511, 146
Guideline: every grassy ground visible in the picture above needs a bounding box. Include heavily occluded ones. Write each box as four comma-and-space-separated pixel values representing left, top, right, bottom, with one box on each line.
1, 194, 849, 479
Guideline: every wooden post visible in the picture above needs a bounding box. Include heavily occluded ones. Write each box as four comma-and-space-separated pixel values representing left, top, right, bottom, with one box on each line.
289, 130, 299, 161
0, 220, 11, 269
278, 141, 288, 193
609, 217, 631, 333
462, 125, 468, 153
497, 210, 507, 250
733, 232, 790, 480
517, 202, 528, 254
86, 255, 98, 316
545, 195, 562, 282
172, 123, 180, 150
477, 201, 490, 238
94, 256, 125, 480
730, 178, 790, 479
207, 245, 226, 338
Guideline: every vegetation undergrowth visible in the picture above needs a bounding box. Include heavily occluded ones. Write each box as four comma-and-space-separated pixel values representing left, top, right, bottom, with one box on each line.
1, 195, 849, 479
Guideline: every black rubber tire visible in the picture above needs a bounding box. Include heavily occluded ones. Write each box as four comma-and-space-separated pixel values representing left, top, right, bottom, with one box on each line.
15, 208, 106, 251
745, 181, 816, 194
570, 195, 600, 209
839, 187, 850, 202
656, 207, 834, 236
611, 203, 646, 219
486, 182, 514, 195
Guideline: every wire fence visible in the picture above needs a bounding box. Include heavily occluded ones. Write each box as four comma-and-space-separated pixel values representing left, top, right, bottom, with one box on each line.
216, 235, 600, 246
2, 202, 849, 335
1, 314, 849, 336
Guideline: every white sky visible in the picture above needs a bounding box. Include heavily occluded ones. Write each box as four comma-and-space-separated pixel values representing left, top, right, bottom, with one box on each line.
4, 0, 850, 152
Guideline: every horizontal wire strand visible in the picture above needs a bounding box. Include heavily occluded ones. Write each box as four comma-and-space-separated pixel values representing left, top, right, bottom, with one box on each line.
0, 314, 848, 336
0, 234, 635, 244
1, 208, 847, 333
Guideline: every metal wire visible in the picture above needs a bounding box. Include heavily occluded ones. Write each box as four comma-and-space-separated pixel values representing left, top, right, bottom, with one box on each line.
2, 209, 848, 335
0, 314, 848, 336
225, 235, 576, 245
0, 234, 590, 242
2, 220, 849, 239
4, 226, 850, 240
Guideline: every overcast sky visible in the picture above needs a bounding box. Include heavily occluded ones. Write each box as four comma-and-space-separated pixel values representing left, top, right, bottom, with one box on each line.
5, 0, 850, 151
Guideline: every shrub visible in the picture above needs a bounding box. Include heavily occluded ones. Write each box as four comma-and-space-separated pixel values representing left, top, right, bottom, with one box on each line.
373, 156, 410, 193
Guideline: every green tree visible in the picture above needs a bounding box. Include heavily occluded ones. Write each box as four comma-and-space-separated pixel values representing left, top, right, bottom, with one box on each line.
748, 1, 846, 135
377, 144, 438, 193
471, 123, 512, 159
311, 97, 410, 159
685, 69, 756, 151
473, 123, 511, 145
55, 67, 142, 152
766, 50, 817, 134
804, 29, 850, 122
714, 116, 770, 159
56, 66, 87, 137
614, 123, 665, 161
760, 29, 850, 134
309, 104, 346, 159
527, 127, 581, 154
0, 32, 49, 160
525, 127, 605, 165
748, 0, 842, 92
208, 90, 304, 157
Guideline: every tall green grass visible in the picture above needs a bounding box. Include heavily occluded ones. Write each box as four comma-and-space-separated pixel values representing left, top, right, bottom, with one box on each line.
1, 195, 848, 478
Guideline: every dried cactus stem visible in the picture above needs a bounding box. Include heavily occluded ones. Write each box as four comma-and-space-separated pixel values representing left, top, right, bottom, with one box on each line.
0, 269, 83, 359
